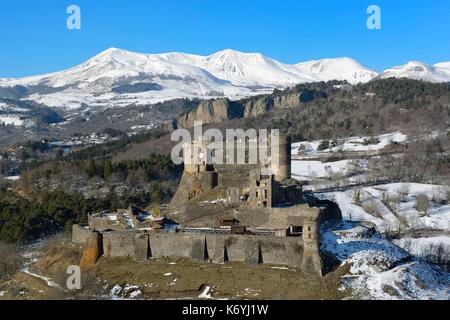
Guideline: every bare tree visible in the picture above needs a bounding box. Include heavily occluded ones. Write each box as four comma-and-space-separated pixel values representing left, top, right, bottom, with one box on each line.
398, 184, 410, 202
352, 188, 362, 206
415, 194, 430, 215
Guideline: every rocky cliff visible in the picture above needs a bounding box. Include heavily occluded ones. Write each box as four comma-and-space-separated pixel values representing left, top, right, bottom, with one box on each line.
177, 98, 244, 128
177, 87, 328, 128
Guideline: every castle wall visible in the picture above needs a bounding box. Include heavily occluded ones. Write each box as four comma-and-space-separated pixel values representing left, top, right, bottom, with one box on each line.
80, 232, 103, 269
200, 171, 218, 192
215, 164, 258, 189
259, 238, 303, 266
89, 216, 117, 232
248, 175, 273, 207
72, 225, 95, 245
148, 233, 206, 262
75, 224, 316, 272
103, 231, 136, 258
301, 217, 323, 275
92, 229, 321, 274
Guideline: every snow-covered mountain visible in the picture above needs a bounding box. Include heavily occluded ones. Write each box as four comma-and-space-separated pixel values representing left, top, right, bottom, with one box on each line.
0, 48, 448, 110
377, 61, 450, 83
295, 57, 378, 84
0, 48, 380, 109
196, 49, 316, 87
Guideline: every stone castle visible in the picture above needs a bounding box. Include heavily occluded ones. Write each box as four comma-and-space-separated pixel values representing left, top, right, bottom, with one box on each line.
72, 131, 339, 275
170, 132, 295, 208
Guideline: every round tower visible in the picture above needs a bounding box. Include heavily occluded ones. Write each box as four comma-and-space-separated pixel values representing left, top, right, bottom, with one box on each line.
272, 134, 291, 182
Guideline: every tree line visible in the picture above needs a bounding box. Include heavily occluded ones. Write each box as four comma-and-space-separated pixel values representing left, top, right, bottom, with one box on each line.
0, 185, 169, 244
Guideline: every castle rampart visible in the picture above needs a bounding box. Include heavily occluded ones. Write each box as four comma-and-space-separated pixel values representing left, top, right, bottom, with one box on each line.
72, 228, 323, 275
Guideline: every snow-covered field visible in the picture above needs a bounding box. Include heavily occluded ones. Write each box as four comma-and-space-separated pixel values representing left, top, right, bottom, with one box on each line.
393, 237, 450, 258
0, 115, 24, 126
318, 183, 450, 232
321, 221, 450, 300
291, 132, 408, 184
292, 131, 450, 299
0, 103, 27, 113
292, 132, 407, 156
292, 159, 358, 179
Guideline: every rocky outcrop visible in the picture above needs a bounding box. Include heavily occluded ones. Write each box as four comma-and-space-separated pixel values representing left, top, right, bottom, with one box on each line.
244, 96, 274, 118
177, 88, 327, 128
273, 92, 301, 109
178, 98, 244, 128
272, 89, 327, 109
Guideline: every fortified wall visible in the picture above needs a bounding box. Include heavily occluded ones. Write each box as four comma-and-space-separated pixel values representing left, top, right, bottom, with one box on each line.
72, 225, 323, 275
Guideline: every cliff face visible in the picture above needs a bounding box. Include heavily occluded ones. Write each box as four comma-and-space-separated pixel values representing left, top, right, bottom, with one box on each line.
273, 92, 301, 109
177, 96, 274, 128
244, 96, 274, 118
177, 88, 327, 128
177, 98, 244, 128
272, 90, 326, 109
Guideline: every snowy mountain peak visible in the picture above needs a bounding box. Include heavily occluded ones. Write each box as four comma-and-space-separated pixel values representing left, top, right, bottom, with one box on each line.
199, 49, 310, 87
295, 57, 379, 84
209, 49, 266, 60
378, 61, 450, 83
392, 61, 431, 72
87, 47, 148, 65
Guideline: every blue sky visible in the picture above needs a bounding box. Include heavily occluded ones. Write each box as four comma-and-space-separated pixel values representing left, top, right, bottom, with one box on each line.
0, 0, 449, 77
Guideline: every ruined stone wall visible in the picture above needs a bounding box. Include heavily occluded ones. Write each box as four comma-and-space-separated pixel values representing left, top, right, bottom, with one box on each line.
80, 232, 103, 269
72, 225, 95, 245
215, 164, 257, 189
102, 231, 137, 258
200, 171, 218, 192
89, 216, 116, 232
147, 233, 305, 267
96, 231, 321, 274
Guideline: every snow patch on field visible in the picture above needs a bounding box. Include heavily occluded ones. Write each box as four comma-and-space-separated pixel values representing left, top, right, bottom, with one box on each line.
0, 115, 24, 126
321, 221, 450, 300
319, 183, 450, 232
292, 160, 354, 179
393, 237, 450, 257
21, 267, 60, 288
198, 286, 213, 299
4, 175, 20, 181
292, 132, 407, 156
109, 284, 143, 300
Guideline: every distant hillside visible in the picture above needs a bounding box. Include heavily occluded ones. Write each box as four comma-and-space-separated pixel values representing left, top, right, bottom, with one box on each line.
109, 79, 449, 161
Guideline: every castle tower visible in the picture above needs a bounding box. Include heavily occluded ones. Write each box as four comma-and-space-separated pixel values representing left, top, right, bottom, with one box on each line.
183, 141, 209, 174
301, 217, 323, 276
271, 134, 292, 182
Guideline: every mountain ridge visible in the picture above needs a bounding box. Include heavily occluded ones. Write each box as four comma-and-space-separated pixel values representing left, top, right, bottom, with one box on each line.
0, 48, 449, 110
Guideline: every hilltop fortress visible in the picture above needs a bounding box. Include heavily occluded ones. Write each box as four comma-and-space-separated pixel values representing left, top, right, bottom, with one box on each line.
170, 130, 294, 207
72, 130, 339, 275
